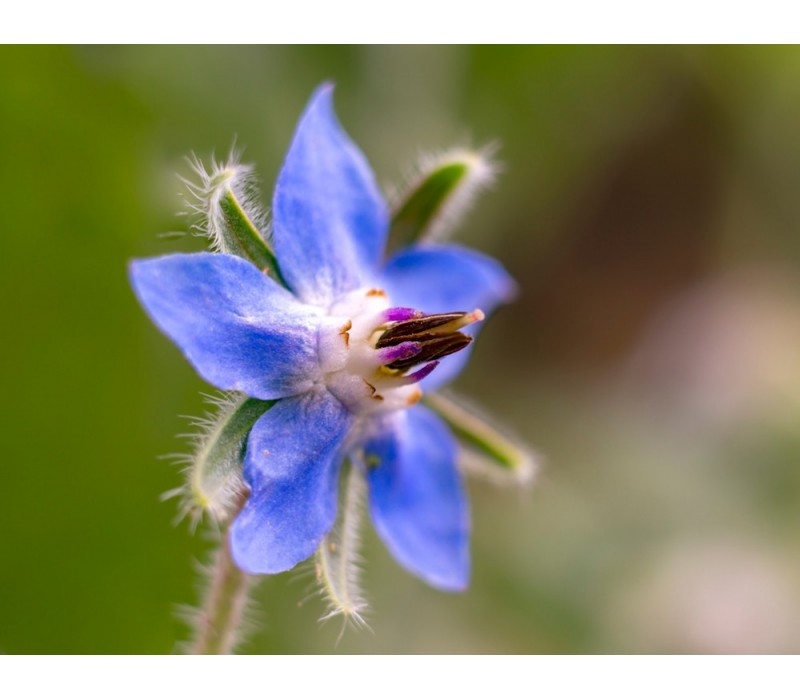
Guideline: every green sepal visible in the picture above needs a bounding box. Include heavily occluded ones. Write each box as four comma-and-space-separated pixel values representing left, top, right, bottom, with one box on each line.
188, 394, 276, 520
315, 459, 368, 629
216, 187, 283, 284
389, 149, 495, 246
424, 392, 536, 485
184, 156, 286, 285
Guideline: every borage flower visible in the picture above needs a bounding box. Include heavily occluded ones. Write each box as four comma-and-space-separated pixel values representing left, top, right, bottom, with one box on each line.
131, 84, 521, 601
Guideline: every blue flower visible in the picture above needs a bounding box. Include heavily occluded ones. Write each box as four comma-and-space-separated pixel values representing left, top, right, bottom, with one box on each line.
130, 85, 515, 591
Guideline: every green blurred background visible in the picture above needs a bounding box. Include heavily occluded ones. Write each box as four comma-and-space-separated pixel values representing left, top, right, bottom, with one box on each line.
3, 45, 800, 654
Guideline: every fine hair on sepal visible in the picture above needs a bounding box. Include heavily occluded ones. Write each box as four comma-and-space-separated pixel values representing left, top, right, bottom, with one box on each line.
458, 445, 542, 489
179, 149, 283, 280
314, 458, 370, 640
181, 149, 268, 246
388, 144, 500, 246
162, 392, 272, 529
424, 391, 539, 488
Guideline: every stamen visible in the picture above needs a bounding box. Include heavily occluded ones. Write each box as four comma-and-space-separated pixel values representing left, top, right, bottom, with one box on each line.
388, 361, 439, 387
382, 307, 423, 323
376, 341, 421, 366
424, 308, 484, 335
406, 361, 439, 383
375, 308, 484, 373
386, 334, 471, 372
376, 312, 468, 347
323, 292, 483, 416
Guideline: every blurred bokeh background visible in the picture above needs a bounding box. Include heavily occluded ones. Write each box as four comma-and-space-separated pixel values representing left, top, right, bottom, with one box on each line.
3, 45, 800, 653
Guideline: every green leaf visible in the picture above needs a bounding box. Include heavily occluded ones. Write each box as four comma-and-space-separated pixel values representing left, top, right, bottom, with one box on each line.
424, 392, 537, 485
389, 149, 496, 246
187, 394, 276, 521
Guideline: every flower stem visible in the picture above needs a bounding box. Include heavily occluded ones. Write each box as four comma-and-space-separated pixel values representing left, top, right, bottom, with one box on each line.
191, 502, 254, 654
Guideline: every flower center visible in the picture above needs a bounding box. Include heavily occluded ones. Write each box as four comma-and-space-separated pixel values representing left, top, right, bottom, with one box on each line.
318, 287, 483, 415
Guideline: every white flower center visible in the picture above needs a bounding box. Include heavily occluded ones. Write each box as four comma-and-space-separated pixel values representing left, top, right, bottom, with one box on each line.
318, 288, 424, 415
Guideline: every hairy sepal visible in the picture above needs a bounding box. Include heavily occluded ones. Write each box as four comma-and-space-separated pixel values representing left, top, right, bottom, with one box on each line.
389, 146, 498, 246
424, 392, 537, 486
182, 153, 284, 283
180, 393, 276, 524
315, 460, 368, 634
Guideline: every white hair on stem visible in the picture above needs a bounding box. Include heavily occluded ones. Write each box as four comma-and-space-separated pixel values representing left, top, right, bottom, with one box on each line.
175, 526, 260, 655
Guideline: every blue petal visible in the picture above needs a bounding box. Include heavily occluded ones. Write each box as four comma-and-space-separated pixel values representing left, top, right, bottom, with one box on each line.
272, 84, 389, 305
364, 405, 469, 591
380, 244, 517, 389
230, 388, 353, 574
129, 253, 321, 400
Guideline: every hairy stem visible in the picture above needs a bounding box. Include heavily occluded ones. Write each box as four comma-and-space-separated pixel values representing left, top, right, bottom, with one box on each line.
191, 502, 254, 654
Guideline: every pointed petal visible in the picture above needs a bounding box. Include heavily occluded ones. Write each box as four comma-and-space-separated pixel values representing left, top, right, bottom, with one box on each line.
273, 84, 389, 305
380, 244, 516, 389
230, 388, 353, 574
364, 405, 469, 591
130, 253, 321, 400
